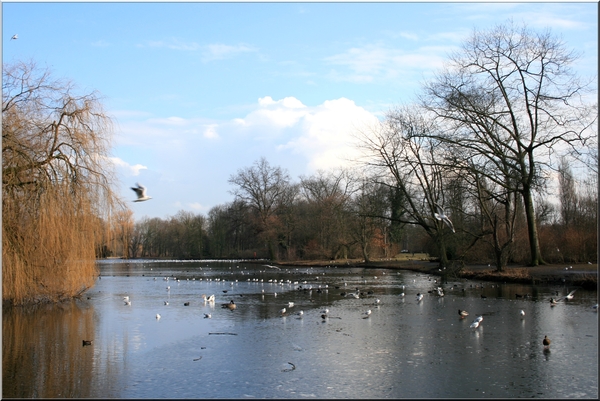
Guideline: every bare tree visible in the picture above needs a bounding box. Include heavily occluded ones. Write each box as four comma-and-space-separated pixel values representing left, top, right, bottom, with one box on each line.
421, 21, 597, 266
228, 157, 291, 260
358, 106, 457, 267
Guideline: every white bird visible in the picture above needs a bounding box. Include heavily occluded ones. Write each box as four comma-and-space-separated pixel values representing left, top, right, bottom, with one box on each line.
434, 203, 455, 233
124, 301, 131, 306
204, 313, 211, 319
592, 304, 598, 311
156, 314, 161, 319
296, 310, 304, 317
416, 293, 424, 302
565, 289, 577, 300
279, 307, 287, 315
11, 34, 18, 40
131, 183, 152, 202
288, 302, 295, 308
399, 292, 405, 297
166, 286, 170, 291
374, 298, 381, 305
164, 301, 169, 305
202, 294, 215, 303
469, 320, 480, 329
364, 309, 372, 317
320, 308, 329, 315
474, 315, 483, 323
520, 310, 525, 316
123, 296, 129, 302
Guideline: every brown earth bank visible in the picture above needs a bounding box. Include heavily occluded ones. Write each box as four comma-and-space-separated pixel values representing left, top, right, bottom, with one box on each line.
274, 257, 598, 290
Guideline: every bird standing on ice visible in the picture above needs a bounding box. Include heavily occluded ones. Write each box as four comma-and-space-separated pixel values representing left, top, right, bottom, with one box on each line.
434, 203, 455, 233
416, 293, 424, 302
543, 335, 551, 348
131, 183, 152, 202
458, 309, 469, 318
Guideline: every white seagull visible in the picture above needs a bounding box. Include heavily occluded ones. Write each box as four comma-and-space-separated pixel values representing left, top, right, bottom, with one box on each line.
123, 296, 129, 302
416, 293, 424, 302
11, 34, 18, 40
124, 300, 131, 306
202, 294, 215, 303
520, 310, 525, 317
156, 314, 161, 319
434, 203, 455, 233
279, 307, 287, 315
363, 309, 372, 318
469, 320, 480, 329
131, 183, 152, 202
565, 289, 577, 300
204, 313, 212, 319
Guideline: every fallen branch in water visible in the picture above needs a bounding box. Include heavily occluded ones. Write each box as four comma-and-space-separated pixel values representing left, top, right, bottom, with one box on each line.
208, 332, 238, 335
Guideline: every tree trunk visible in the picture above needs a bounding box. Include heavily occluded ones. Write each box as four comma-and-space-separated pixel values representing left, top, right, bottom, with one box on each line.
522, 187, 545, 266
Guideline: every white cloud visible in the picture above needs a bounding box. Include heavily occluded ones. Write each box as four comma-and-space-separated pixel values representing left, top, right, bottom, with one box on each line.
202, 43, 257, 61
109, 156, 148, 176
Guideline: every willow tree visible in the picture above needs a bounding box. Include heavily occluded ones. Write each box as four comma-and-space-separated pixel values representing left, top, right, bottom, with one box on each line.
2, 61, 124, 305
421, 21, 597, 266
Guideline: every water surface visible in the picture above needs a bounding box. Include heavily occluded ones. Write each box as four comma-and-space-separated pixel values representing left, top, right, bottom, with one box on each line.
3, 259, 598, 398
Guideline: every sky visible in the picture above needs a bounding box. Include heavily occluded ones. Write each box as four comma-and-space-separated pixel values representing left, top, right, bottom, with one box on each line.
2, 1, 597, 221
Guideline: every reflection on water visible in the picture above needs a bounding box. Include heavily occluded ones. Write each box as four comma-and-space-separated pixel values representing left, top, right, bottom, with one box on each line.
2, 260, 598, 398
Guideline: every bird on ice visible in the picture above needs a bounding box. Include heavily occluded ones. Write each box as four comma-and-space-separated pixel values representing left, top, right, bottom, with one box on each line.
131, 183, 152, 202
156, 314, 161, 319
11, 34, 18, 40
416, 293, 424, 302
520, 310, 525, 317
279, 307, 287, 315
202, 294, 215, 303
434, 203, 455, 233
469, 320, 480, 329
550, 298, 559, 306
204, 313, 211, 319
458, 309, 469, 318
543, 335, 551, 348
363, 309, 372, 318
564, 289, 576, 300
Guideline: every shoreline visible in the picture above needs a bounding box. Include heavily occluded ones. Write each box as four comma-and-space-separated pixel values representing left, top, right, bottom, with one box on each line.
276, 258, 598, 290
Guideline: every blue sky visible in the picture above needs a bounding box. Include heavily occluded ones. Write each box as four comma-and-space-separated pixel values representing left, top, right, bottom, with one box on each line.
3, 2, 597, 221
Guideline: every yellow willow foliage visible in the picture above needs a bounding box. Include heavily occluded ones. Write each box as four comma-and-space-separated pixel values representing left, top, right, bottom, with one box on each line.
2, 183, 111, 304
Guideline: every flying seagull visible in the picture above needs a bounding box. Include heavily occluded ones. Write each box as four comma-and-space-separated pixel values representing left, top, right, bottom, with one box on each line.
131, 183, 152, 202
565, 289, 577, 300
434, 203, 455, 233
11, 34, 18, 40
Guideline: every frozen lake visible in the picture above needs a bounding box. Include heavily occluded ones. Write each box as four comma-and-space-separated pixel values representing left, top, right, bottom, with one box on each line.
3, 259, 598, 398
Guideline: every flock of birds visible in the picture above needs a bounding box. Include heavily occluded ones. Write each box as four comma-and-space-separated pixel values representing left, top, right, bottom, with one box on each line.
98, 262, 598, 353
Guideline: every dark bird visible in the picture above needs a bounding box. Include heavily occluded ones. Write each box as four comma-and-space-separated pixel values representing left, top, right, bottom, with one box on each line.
543, 335, 551, 348
480, 294, 487, 299
222, 300, 236, 310
82, 340, 92, 346
222, 290, 228, 293
184, 302, 190, 306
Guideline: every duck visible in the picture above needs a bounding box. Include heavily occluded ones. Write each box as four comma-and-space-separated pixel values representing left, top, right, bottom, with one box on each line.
222, 300, 236, 310
184, 302, 190, 306
82, 340, 93, 346
543, 335, 551, 348
458, 309, 469, 318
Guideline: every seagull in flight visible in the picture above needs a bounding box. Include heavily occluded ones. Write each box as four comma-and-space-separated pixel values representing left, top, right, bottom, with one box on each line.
131, 183, 152, 202
11, 34, 18, 40
434, 203, 455, 233
565, 289, 577, 300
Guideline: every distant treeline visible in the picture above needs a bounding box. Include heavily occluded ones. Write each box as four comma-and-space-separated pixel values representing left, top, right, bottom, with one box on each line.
108, 155, 596, 268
